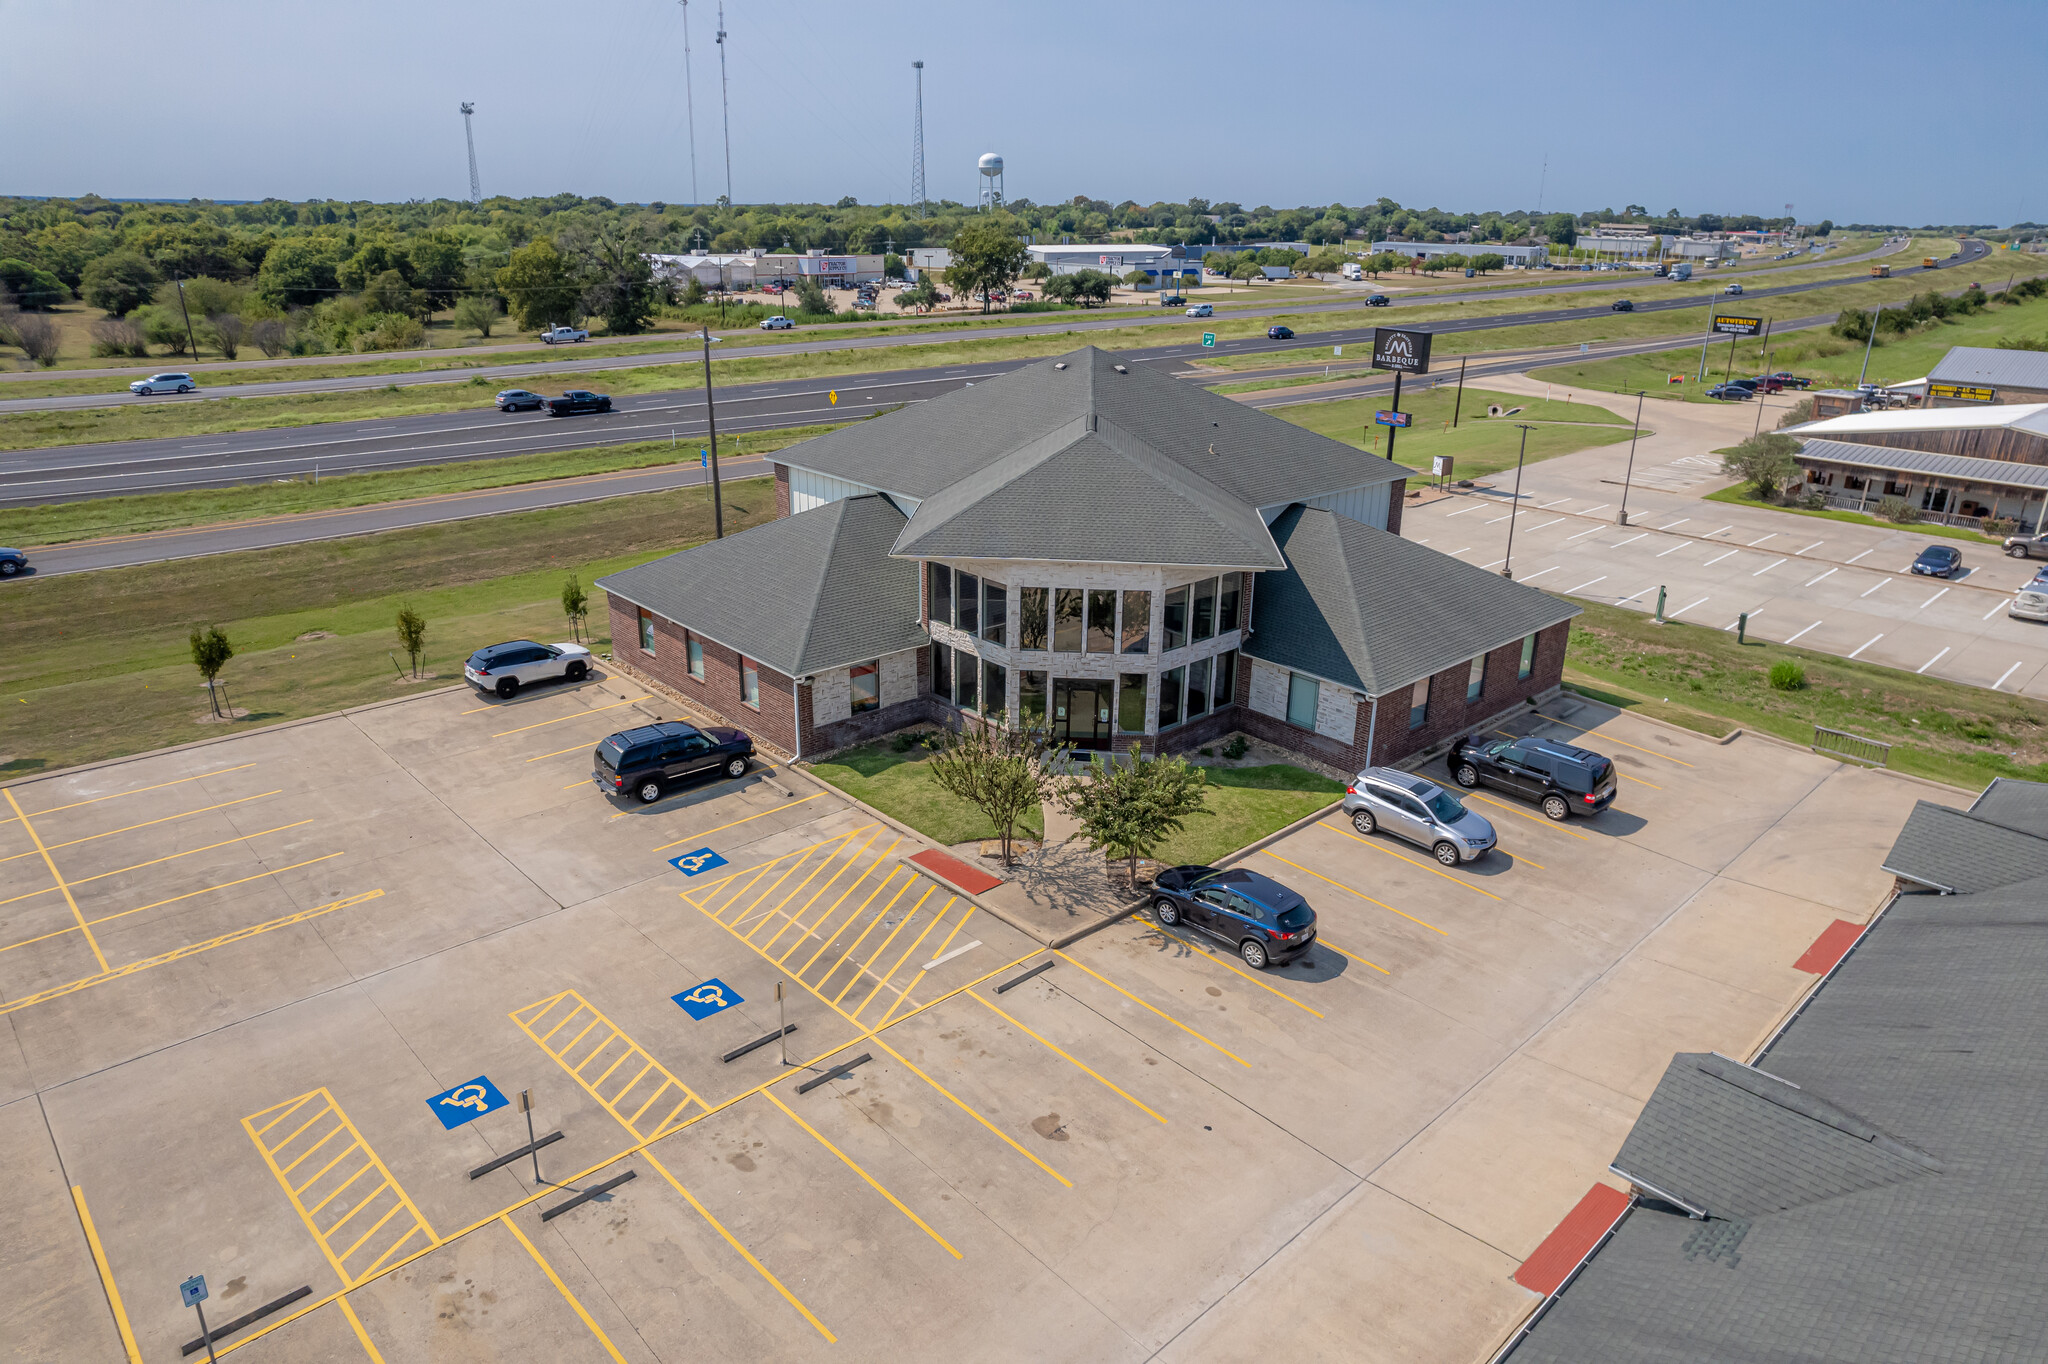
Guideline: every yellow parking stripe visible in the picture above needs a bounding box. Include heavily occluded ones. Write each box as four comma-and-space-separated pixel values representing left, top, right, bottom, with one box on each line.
642, 1150, 837, 1342
4, 788, 107, 972
0, 790, 282, 864
852, 901, 963, 1021
969, 990, 1166, 1123
1531, 712, 1696, 767
13, 763, 257, 820
1457, 789, 1591, 841
1052, 950, 1251, 1067
759, 832, 893, 956
71, 1186, 143, 1364
868, 897, 970, 1027
511, 991, 705, 1143
869, 1035, 1073, 1188
497, 1215, 632, 1363
797, 875, 917, 976
652, 791, 823, 851
1316, 822, 1503, 901
831, 890, 947, 1006
0, 819, 315, 909
335, 1298, 386, 1363
491, 697, 644, 738
1144, 921, 1323, 1017
761, 1088, 963, 1259
1260, 850, 1448, 935
1306, 931, 1392, 975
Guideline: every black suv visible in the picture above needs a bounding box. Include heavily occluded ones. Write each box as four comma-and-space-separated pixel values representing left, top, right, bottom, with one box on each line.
594, 721, 754, 803
1149, 865, 1316, 969
1446, 735, 1616, 820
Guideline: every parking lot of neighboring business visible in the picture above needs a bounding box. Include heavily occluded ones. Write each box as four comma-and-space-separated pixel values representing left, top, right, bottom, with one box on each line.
1, 668, 1961, 1363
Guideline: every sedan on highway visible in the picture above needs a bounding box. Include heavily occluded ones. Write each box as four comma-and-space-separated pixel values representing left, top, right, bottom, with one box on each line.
129, 372, 197, 395
759, 315, 795, 330
1611, 298, 1635, 312
1724, 283, 1745, 295
1185, 303, 1213, 317
1910, 545, 1964, 578
1267, 325, 1294, 340
546, 390, 613, 416
1147, 866, 1316, 969
0, 547, 26, 578
495, 389, 547, 412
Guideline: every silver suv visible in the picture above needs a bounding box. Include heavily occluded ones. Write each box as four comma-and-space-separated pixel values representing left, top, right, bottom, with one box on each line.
1342, 768, 1496, 865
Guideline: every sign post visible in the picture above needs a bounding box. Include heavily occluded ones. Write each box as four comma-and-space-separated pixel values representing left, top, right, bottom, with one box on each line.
1371, 328, 1432, 468
1201, 332, 1215, 348
520, 1089, 544, 1186
778, 981, 789, 1066
181, 1275, 219, 1364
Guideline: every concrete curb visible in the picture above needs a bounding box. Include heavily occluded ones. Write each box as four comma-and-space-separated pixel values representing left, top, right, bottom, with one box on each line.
1215, 797, 1349, 870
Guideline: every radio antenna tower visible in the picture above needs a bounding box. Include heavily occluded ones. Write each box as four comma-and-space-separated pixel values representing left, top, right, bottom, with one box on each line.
715, 3, 733, 204
679, 2, 700, 205
911, 61, 926, 219
459, 102, 482, 206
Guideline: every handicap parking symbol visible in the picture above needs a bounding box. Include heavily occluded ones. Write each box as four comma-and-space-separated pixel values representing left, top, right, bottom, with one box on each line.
426, 1075, 509, 1130
673, 978, 742, 1020
669, 847, 728, 877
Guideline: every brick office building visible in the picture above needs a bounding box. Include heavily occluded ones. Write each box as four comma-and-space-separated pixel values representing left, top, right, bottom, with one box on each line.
598, 346, 1575, 768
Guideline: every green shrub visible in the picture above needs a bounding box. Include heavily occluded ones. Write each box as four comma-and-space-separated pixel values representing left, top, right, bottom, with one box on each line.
1876, 495, 1919, 523
1769, 661, 1806, 691
1222, 734, 1250, 760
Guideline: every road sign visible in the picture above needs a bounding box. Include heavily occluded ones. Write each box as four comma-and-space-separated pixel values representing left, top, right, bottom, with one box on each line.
427, 1076, 509, 1130
1333, 344, 1342, 356
1431, 455, 1453, 477
1371, 327, 1433, 374
700, 449, 708, 467
1929, 382, 1996, 402
669, 848, 728, 876
828, 390, 838, 405
1668, 374, 1685, 384
180, 1276, 208, 1308
1374, 410, 1413, 428
1712, 314, 1763, 336
1201, 332, 1216, 348
1579, 342, 1591, 353
673, 978, 742, 1020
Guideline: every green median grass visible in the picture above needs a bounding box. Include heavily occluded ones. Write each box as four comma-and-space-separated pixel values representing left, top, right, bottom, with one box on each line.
1271, 385, 1639, 481
0, 476, 776, 776
1561, 599, 2047, 789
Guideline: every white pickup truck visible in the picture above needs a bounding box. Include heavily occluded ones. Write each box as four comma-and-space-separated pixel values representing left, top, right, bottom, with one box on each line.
539, 325, 589, 345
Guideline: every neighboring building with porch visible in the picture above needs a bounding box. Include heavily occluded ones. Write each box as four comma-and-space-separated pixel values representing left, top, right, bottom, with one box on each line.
1026, 242, 1200, 287
597, 346, 1577, 766
1793, 436, 2047, 531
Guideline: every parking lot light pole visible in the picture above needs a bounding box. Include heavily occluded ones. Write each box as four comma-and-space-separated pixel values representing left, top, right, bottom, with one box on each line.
1616, 390, 1647, 524
700, 327, 724, 537
1501, 424, 1535, 579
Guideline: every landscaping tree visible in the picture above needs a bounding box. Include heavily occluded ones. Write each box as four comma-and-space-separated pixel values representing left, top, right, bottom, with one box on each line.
1123, 269, 1153, 288
451, 293, 501, 336
1056, 744, 1211, 890
1721, 432, 1801, 500
561, 576, 589, 642
80, 249, 161, 316
495, 237, 583, 330
395, 604, 427, 678
1230, 259, 1263, 283
189, 625, 234, 716
1043, 269, 1112, 307
925, 712, 1065, 867
1470, 252, 1506, 275
943, 218, 1029, 313
570, 221, 661, 334
894, 278, 939, 311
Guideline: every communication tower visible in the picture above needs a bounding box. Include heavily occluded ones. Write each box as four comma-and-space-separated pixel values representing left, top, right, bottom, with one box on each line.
459, 102, 481, 206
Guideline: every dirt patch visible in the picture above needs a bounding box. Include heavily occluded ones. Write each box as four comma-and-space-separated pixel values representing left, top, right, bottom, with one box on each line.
295, 630, 337, 641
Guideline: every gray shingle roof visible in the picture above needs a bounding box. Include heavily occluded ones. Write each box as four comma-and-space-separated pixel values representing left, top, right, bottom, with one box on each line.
1880, 798, 2048, 893
1969, 776, 2048, 838
779, 344, 1409, 518
1926, 344, 2048, 391
1509, 803, 2048, 1364
595, 494, 927, 677
1244, 505, 1580, 697
1795, 436, 2048, 492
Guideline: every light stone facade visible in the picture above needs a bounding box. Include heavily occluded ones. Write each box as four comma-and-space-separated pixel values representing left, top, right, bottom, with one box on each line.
810, 646, 922, 726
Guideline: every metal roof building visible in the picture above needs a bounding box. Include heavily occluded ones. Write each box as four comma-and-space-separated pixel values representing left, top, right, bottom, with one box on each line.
1925, 345, 2048, 405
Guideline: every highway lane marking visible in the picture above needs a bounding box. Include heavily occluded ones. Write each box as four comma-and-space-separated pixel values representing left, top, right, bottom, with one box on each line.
1804, 567, 1837, 587
1612, 533, 1646, 548
1849, 633, 1884, 659
1671, 595, 1709, 617
1565, 575, 1606, 594
1703, 549, 1738, 566
1994, 662, 2024, 690
1917, 647, 1950, 674
1785, 621, 1822, 644
1752, 558, 1787, 576
1520, 566, 1559, 581
1986, 598, 2014, 619
1861, 579, 1888, 598
1920, 587, 1949, 609
1797, 540, 1824, 554
1846, 547, 1876, 564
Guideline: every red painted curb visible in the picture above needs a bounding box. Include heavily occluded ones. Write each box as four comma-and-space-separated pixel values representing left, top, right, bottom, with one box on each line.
908, 849, 1002, 895
1794, 918, 1864, 975
1514, 1183, 1630, 1297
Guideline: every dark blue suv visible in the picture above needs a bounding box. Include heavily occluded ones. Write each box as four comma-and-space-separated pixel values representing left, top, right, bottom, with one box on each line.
1149, 866, 1316, 969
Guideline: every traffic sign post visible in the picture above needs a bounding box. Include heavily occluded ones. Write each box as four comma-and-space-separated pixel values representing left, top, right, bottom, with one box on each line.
1201, 332, 1215, 348
181, 1275, 219, 1364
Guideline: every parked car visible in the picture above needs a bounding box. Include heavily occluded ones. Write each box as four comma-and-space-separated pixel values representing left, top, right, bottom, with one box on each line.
1447, 736, 1616, 821
128, 372, 196, 395
0, 547, 26, 578
463, 639, 592, 698
546, 389, 613, 416
1267, 325, 1295, 340
1159, 295, 1186, 307
1706, 382, 1754, 400
494, 388, 547, 411
1342, 768, 1496, 865
593, 721, 754, 804
1611, 298, 1635, 312
1765, 372, 1812, 388
1746, 376, 1788, 394
2003, 531, 2048, 559
1910, 544, 1963, 578
1364, 294, 1391, 307
1146, 866, 1316, 969
1185, 303, 1213, 317
759, 314, 795, 330
2011, 568, 2048, 621
539, 326, 589, 345
1723, 282, 1745, 295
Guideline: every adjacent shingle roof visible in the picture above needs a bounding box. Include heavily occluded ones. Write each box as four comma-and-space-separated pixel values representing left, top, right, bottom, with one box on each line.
595, 494, 927, 677
1926, 344, 2048, 391
1244, 505, 1580, 697
780, 346, 1408, 526
1794, 436, 2048, 492
1968, 776, 2048, 838
1880, 797, 2048, 893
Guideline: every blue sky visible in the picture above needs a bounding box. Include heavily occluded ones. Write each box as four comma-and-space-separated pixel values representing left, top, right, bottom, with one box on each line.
4, 0, 2041, 224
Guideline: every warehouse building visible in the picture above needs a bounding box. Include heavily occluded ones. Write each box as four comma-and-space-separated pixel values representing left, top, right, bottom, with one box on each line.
1025, 242, 1200, 286
1371, 241, 1549, 267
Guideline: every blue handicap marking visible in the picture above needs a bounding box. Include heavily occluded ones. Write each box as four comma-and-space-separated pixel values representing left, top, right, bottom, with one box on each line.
180, 1275, 208, 1308
426, 1075, 508, 1130
673, 978, 742, 1020
669, 848, 728, 877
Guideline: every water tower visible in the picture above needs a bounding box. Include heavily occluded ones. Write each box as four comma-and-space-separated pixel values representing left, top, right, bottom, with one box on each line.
977, 152, 1004, 211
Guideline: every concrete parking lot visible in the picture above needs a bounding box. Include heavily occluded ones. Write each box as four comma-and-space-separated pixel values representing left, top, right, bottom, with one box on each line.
0, 671, 1962, 1362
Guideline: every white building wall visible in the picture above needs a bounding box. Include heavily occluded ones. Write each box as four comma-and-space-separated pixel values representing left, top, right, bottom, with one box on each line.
879, 649, 919, 708
813, 667, 852, 725
1302, 482, 1393, 530
789, 468, 879, 514
1315, 681, 1358, 743
1249, 658, 1290, 721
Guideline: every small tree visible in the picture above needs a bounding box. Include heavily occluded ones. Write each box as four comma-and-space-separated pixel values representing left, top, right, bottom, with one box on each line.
1122, 269, 1153, 288
452, 294, 501, 336
1057, 744, 1211, 890
792, 276, 830, 316
250, 317, 290, 357
189, 625, 234, 716
925, 712, 1065, 867
943, 217, 1029, 313
11, 314, 61, 366
560, 576, 589, 643
205, 312, 246, 361
1721, 432, 1801, 500
678, 274, 708, 307
395, 604, 427, 678
1470, 252, 1506, 275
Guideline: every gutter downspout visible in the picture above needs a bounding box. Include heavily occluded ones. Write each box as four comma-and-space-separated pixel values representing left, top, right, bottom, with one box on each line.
1364, 693, 1379, 766
793, 678, 807, 762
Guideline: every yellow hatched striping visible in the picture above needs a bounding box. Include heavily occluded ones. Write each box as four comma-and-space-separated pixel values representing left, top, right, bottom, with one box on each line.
242, 1088, 439, 1289
511, 991, 704, 1142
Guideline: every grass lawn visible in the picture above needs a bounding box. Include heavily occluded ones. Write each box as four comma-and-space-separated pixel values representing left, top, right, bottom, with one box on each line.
1275, 385, 1640, 481
805, 742, 1047, 847
0, 476, 776, 776
1701, 484, 2005, 544
0, 426, 838, 547
1561, 599, 2047, 789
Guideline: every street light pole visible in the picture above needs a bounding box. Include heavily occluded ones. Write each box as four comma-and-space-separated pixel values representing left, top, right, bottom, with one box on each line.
700, 326, 724, 537
1616, 390, 1646, 524
1857, 304, 1883, 389
1500, 424, 1535, 579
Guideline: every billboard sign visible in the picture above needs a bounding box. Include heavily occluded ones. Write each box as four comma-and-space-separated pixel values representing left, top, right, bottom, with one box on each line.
1712, 314, 1763, 336
1374, 410, 1413, 428
1928, 382, 1996, 403
1371, 327, 1433, 374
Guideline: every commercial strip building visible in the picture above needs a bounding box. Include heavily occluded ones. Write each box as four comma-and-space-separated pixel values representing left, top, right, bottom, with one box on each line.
1372, 241, 1549, 267
644, 249, 886, 290
1789, 399, 2048, 528
596, 347, 1575, 766
1025, 242, 1200, 286
1504, 779, 2048, 1364
1924, 345, 2048, 406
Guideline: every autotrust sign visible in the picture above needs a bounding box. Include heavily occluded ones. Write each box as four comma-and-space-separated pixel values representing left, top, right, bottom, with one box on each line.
1371, 327, 1433, 374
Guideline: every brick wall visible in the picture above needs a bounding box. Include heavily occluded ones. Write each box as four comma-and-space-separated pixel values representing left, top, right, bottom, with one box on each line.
1385, 478, 1407, 535
773, 463, 791, 519
606, 597, 798, 753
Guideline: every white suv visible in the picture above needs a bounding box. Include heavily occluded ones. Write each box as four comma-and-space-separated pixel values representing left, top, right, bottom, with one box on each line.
129, 372, 196, 395
464, 639, 592, 698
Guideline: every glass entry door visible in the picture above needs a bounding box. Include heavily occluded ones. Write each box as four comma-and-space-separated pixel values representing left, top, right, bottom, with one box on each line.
1052, 679, 1110, 750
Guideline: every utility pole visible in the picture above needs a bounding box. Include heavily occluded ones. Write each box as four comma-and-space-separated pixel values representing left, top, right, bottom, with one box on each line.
1616, 391, 1646, 524
911, 61, 927, 219
716, 3, 733, 205
1857, 304, 1883, 388
1698, 308, 1716, 383
678, 1, 699, 205
173, 274, 200, 361
701, 327, 725, 537
1500, 425, 1535, 579
1451, 355, 1468, 428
